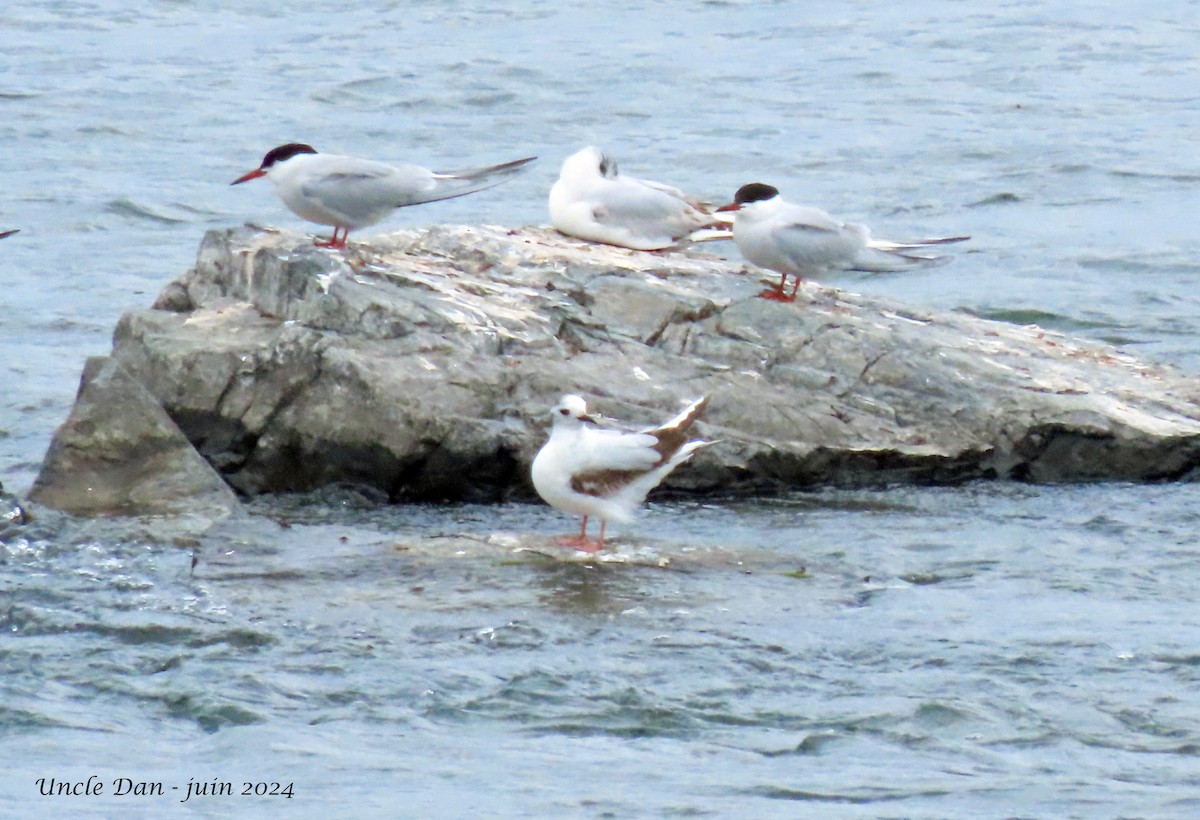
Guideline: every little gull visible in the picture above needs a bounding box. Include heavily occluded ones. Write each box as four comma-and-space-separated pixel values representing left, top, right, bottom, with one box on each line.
531, 394, 710, 552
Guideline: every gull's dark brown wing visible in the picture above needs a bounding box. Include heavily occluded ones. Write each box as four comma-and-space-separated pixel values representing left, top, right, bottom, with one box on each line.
645, 396, 709, 462
570, 468, 647, 499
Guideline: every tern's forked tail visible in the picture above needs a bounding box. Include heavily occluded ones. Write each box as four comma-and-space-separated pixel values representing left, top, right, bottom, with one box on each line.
852, 234, 970, 273
439, 155, 538, 182
422, 155, 538, 205
866, 235, 971, 252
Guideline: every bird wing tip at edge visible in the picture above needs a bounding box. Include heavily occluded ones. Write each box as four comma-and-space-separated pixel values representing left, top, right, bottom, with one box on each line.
654, 395, 711, 437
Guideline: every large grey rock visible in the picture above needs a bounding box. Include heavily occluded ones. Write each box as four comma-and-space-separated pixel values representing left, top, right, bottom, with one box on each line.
30, 356, 243, 518
75, 224, 1200, 500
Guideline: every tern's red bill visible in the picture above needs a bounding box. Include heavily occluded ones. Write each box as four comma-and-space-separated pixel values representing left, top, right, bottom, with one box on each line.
230, 168, 267, 185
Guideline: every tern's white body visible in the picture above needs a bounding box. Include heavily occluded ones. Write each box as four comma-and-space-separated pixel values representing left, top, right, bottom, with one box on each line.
270, 153, 533, 230
531, 394, 709, 549
269, 153, 447, 230
548, 146, 716, 250
721, 183, 969, 288
233, 143, 535, 247
731, 195, 873, 278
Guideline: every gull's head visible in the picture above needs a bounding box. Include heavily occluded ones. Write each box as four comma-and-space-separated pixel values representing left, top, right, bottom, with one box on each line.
560, 146, 618, 183
550, 394, 595, 426
231, 142, 318, 185
716, 182, 780, 216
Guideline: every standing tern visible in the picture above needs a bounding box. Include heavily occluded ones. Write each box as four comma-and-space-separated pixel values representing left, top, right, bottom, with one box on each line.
717, 183, 969, 301
548, 146, 723, 250
232, 143, 536, 248
531, 394, 710, 552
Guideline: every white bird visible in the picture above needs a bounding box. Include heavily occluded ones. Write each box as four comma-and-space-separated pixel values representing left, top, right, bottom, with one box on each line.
0, 229, 17, 240
531, 394, 710, 552
548, 146, 723, 250
717, 182, 969, 301
232, 143, 536, 248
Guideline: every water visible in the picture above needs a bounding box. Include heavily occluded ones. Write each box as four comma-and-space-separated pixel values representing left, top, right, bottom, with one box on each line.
5, 487, 1199, 816
3, 0, 1200, 815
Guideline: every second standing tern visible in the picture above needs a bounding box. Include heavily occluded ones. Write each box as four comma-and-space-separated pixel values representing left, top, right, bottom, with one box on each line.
548, 146, 721, 250
717, 182, 969, 301
232, 143, 536, 248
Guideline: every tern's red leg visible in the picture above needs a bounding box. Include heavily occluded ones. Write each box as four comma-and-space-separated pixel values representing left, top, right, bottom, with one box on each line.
758, 272, 799, 303
314, 227, 349, 248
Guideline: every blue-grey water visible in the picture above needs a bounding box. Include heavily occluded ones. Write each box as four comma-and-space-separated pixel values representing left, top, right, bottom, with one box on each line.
3, 1, 1199, 816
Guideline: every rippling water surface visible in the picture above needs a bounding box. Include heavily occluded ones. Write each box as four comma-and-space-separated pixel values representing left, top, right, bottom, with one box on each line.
3, 0, 1200, 816
5, 487, 1200, 816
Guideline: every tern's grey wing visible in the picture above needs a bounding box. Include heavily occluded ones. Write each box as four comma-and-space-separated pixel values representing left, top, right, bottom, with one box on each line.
778, 203, 846, 234
300, 159, 440, 225
767, 206, 865, 272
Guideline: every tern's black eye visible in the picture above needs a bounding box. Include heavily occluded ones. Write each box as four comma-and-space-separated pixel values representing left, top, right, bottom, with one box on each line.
559, 408, 570, 416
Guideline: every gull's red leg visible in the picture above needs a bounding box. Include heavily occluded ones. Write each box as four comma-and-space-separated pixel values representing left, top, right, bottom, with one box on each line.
576, 519, 606, 553
555, 515, 592, 548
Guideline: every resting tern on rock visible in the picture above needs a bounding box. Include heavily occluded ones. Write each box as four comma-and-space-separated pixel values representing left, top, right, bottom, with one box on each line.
232, 143, 536, 248
717, 182, 969, 301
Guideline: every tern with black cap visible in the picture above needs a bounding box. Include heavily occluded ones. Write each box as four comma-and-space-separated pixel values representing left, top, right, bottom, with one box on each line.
232, 143, 536, 249
717, 183, 968, 301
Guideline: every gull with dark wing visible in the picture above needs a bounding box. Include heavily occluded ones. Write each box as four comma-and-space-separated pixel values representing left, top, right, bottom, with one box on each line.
531, 394, 710, 552
232, 143, 536, 248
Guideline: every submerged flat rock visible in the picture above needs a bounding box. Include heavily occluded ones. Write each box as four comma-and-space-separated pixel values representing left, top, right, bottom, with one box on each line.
33, 223, 1200, 509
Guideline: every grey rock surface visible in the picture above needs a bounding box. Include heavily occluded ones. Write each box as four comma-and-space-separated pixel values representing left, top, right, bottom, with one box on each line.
45, 224, 1200, 503
30, 356, 243, 518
